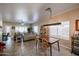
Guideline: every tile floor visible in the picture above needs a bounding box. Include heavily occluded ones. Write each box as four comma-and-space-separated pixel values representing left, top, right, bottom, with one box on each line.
0, 37, 77, 56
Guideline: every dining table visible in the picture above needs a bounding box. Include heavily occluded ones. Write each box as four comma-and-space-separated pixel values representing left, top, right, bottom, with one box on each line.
36, 35, 60, 56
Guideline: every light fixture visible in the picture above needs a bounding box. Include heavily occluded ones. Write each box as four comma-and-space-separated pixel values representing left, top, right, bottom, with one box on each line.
45, 7, 52, 18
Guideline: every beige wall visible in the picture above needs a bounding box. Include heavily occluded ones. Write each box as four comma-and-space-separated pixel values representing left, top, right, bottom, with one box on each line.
34, 8, 79, 49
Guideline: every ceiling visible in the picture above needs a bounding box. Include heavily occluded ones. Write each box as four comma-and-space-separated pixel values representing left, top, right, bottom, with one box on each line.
0, 3, 79, 24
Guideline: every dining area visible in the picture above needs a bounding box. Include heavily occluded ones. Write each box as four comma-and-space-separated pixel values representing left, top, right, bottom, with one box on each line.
35, 35, 60, 56
35, 24, 60, 56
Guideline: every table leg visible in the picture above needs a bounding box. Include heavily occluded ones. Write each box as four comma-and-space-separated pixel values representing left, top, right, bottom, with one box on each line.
50, 44, 52, 56
36, 39, 39, 55
36, 39, 38, 52
57, 41, 60, 51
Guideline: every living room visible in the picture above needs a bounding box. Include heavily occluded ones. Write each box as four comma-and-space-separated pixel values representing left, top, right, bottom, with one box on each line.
0, 3, 79, 56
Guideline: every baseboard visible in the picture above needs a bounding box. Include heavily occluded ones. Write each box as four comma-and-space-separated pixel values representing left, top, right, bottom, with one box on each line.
23, 39, 35, 42
60, 44, 71, 51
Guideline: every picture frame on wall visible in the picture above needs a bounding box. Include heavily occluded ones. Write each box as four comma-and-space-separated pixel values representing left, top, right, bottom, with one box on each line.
75, 20, 79, 31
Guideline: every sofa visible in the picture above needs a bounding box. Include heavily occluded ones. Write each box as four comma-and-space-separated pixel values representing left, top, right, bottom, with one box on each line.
24, 33, 36, 41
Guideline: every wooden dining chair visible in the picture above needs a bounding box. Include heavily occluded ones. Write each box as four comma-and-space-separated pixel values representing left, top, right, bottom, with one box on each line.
37, 35, 50, 55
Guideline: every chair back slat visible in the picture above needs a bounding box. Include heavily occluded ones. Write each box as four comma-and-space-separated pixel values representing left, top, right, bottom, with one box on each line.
40, 35, 49, 50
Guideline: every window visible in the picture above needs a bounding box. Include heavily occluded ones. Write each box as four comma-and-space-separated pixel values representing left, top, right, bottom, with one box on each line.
5, 25, 11, 33
15, 26, 28, 33
49, 25, 60, 37
60, 21, 69, 39
33, 26, 39, 34
49, 21, 69, 40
